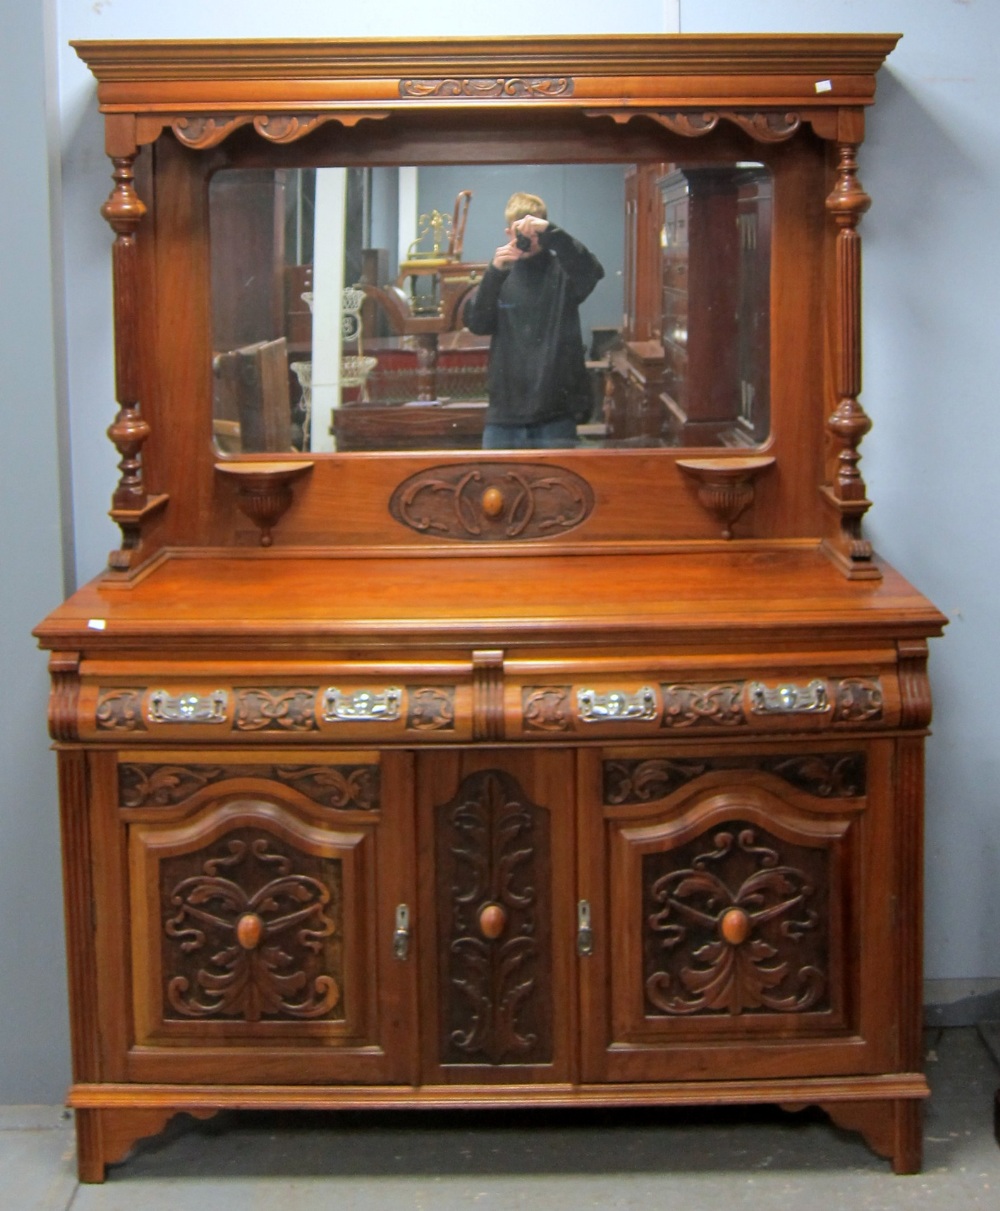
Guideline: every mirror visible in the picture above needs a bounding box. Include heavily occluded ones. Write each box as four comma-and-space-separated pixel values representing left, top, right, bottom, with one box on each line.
209, 161, 771, 455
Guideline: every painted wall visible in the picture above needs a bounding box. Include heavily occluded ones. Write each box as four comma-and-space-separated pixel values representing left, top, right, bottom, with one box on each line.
2, 0, 996, 1101
680, 0, 1000, 1017
0, 0, 70, 1103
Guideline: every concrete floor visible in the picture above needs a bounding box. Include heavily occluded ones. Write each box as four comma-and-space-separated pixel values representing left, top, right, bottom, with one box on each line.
3, 1028, 999, 1211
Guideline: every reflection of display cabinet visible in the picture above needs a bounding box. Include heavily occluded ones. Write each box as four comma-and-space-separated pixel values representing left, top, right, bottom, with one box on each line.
40, 34, 945, 1184
608, 164, 772, 447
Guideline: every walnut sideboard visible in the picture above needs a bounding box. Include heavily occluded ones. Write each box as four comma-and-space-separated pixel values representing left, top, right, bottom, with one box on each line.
37, 34, 945, 1180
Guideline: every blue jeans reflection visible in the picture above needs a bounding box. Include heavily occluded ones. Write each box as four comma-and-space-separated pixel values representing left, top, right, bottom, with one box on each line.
482, 418, 578, 449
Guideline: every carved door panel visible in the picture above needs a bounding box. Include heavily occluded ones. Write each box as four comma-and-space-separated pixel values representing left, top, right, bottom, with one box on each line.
578, 744, 898, 1083
120, 749, 417, 1084
416, 749, 577, 1084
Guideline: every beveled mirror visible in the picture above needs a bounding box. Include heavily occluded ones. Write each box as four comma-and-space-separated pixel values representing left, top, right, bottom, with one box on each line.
209, 157, 772, 454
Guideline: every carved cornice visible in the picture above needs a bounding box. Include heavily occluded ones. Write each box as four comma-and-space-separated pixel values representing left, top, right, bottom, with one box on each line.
72, 35, 901, 87
73, 35, 898, 153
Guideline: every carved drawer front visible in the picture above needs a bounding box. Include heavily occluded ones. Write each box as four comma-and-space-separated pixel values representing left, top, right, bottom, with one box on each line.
508, 654, 900, 740
415, 750, 577, 1084
122, 750, 416, 1085
579, 743, 898, 1084
81, 671, 469, 743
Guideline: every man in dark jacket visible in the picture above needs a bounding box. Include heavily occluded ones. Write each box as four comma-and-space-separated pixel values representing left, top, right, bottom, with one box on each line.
464, 191, 604, 449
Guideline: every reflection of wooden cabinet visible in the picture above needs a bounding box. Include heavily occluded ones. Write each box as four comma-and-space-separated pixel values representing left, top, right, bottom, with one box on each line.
43, 33, 942, 1186
609, 164, 772, 447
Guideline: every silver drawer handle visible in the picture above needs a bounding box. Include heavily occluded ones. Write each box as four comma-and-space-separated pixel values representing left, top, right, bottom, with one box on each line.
577, 686, 657, 723
322, 687, 402, 722
147, 689, 228, 724
749, 679, 829, 715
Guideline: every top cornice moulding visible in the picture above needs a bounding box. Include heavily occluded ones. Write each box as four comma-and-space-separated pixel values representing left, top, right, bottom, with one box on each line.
71, 33, 902, 87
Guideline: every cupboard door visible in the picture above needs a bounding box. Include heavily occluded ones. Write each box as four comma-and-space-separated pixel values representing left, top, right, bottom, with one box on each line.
416, 749, 577, 1084
579, 745, 898, 1083
118, 750, 417, 1084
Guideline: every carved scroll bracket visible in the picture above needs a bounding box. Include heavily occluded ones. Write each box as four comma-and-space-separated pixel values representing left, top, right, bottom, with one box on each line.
677, 456, 775, 539
48, 651, 81, 743
215, 460, 314, 546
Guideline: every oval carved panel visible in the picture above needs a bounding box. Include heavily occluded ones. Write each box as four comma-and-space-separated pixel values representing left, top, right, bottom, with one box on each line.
389, 463, 594, 542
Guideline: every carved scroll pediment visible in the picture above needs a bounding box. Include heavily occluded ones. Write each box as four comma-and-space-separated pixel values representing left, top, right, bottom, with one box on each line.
171, 111, 389, 149
587, 108, 802, 142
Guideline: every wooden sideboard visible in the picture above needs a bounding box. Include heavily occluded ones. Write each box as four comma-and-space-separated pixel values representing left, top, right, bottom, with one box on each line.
37, 33, 946, 1181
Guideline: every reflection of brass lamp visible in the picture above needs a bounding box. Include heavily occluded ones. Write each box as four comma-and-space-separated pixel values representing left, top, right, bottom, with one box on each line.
396, 190, 474, 315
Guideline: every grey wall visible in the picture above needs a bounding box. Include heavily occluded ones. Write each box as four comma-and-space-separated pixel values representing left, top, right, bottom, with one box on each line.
3, 0, 998, 1103
0, 0, 71, 1101
682, 0, 1000, 1027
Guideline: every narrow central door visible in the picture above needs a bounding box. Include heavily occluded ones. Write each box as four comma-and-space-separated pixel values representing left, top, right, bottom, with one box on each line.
415, 748, 577, 1085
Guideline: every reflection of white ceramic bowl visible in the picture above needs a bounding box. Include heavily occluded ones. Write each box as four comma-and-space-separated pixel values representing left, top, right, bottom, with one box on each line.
289, 361, 312, 448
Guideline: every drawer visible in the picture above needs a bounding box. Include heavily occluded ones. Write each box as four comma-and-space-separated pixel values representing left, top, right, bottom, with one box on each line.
505, 652, 900, 740
76, 659, 472, 744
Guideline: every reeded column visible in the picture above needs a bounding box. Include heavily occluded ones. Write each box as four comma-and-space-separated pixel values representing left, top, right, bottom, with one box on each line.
100, 153, 166, 571
823, 140, 877, 577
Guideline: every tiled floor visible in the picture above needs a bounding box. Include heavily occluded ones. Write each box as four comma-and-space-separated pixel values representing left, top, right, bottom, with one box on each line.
3, 1028, 999, 1211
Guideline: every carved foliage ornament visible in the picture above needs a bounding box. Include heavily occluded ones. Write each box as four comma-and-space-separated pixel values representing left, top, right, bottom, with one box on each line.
399, 77, 574, 98
163, 833, 343, 1022
119, 762, 379, 811
644, 824, 828, 1017
603, 752, 866, 806
437, 770, 551, 1065
390, 463, 594, 542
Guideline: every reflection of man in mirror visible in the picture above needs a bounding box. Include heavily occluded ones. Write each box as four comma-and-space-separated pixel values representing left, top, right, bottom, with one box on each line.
464, 191, 604, 449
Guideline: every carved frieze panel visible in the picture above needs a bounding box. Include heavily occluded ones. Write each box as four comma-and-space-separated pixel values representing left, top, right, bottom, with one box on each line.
234, 688, 320, 732
406, 687, 456, 731
96, 688, 147, 731
389, 463, 594, 542
643, 822, 830, 1017
119, 762, 379, 811
660, 678, 886, 730
435, 769, 552, 1065
833, 678, 883, 723
161, 829, 344, 1022
522, 686, 573, 733
604, 752, 866, 804
661, 682, 746, 729
399, 77, 573, 98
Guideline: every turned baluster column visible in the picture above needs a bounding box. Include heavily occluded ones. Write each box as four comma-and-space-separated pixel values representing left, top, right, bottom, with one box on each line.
822, 139, 878, 578
99, 151, 165, 571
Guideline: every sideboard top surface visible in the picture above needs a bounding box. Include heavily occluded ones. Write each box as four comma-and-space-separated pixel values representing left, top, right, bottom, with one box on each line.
35, 548, 946, 654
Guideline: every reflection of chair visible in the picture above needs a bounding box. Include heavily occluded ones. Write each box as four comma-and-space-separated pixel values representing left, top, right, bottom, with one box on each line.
212, 336, 292, 452
339, 287, 378, 401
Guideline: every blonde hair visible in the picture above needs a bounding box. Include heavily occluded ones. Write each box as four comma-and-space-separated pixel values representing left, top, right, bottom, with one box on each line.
504, 191, 547, 225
